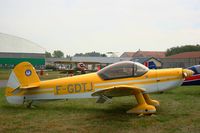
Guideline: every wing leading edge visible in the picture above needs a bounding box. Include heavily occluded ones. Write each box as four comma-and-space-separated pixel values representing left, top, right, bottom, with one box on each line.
92, 85, 146, 98
92, 85, 146, 103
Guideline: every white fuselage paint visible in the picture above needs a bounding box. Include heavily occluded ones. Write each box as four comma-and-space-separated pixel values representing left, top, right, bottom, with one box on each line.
7, 71, 20, 89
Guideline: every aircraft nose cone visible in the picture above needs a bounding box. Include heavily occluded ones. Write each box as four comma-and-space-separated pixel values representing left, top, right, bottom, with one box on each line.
183, 69, 194, 78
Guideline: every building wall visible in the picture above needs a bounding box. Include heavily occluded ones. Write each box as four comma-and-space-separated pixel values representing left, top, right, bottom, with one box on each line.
0, 53, 45, 68
72, 57, 121, 64
45, 58, 71, 65
0, 58, 45, 66
147, 58, 162, 68
161, 58, 200, 68
0, 33, 45, 68
0, 53, 44, 58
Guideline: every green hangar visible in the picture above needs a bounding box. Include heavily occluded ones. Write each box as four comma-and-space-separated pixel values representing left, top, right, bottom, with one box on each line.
0, 33, 45, 68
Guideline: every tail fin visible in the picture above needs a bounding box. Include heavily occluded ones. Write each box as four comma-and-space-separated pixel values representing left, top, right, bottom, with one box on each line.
7, 62, 40, 89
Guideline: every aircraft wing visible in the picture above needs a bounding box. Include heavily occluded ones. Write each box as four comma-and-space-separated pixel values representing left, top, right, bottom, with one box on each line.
92, 85, 146, 103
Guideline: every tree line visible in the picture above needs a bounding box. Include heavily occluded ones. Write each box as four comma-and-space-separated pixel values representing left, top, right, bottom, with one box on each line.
74, 51, 107, 57
166, 44, 200, 56
45, 51, 107, 58
45, 50, 65, 58
46, 44, 200, 58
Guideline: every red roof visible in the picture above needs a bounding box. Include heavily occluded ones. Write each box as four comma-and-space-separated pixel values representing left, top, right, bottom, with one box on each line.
121, 51, 166, 58
120, 52, 136, 57
166, 51, 200, 58
133, 51, 166, 58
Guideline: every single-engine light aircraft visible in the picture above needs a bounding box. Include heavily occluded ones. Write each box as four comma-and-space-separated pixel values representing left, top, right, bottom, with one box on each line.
5, 61, 193, 115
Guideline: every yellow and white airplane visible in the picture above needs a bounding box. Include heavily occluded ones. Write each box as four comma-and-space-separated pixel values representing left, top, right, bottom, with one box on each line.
5, 61, 193, 114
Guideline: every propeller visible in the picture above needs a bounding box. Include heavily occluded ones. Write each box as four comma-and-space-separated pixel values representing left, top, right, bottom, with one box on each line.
183, 69, 194, 78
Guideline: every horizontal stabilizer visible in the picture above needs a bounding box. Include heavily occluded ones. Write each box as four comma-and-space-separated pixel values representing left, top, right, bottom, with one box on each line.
20, 83, 40, 89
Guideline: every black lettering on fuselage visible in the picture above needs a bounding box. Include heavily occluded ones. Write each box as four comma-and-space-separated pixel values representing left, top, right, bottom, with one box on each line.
55, 82, 94, 95
82, 83, 87, 91
55, 86, 62, 94
67, 84, 74, 93
75, 84, 81, 92
88, 82, 93, 91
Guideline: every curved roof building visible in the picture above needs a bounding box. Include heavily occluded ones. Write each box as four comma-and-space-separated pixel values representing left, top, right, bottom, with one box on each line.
0, 33, 45, 67
0, 33, 44, 53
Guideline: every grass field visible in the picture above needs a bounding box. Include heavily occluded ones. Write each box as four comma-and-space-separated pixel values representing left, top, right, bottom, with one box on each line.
0, 86, 199, 133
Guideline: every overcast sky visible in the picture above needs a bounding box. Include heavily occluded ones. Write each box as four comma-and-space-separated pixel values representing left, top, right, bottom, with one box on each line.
0, 0, 199, 56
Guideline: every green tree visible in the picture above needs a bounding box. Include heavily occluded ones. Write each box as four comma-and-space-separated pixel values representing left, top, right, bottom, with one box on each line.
66, 54, 72, 60
74, 53, 84, 57
166, 44, 200, 56
52, 50, 64, 58
74, 51, 107, 57
66, 54, 71, 58
45, 51, 52, 58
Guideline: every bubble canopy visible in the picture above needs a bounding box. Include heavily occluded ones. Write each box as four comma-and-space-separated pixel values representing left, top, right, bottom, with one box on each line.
97, 61, 149, 80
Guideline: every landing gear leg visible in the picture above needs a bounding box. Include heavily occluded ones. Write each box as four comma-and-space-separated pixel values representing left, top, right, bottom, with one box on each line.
127, 92, 156, 115
27, 101, 33, 108
24, 100, 34, 108
143, 94, 160, 107
23, 96, 35, 108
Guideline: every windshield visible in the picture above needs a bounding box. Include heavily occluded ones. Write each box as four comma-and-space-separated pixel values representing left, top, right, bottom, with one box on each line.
98, 61, 149, 80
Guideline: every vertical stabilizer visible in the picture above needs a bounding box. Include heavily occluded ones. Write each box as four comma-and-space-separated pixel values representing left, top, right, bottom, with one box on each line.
6, 62, 40, 104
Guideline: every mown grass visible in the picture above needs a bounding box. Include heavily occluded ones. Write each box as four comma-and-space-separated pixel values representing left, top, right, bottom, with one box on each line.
0, 86, 200, 133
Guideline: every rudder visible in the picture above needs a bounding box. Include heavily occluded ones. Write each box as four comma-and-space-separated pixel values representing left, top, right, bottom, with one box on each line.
6, 62, 40, 104
8, 62, 40, 88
